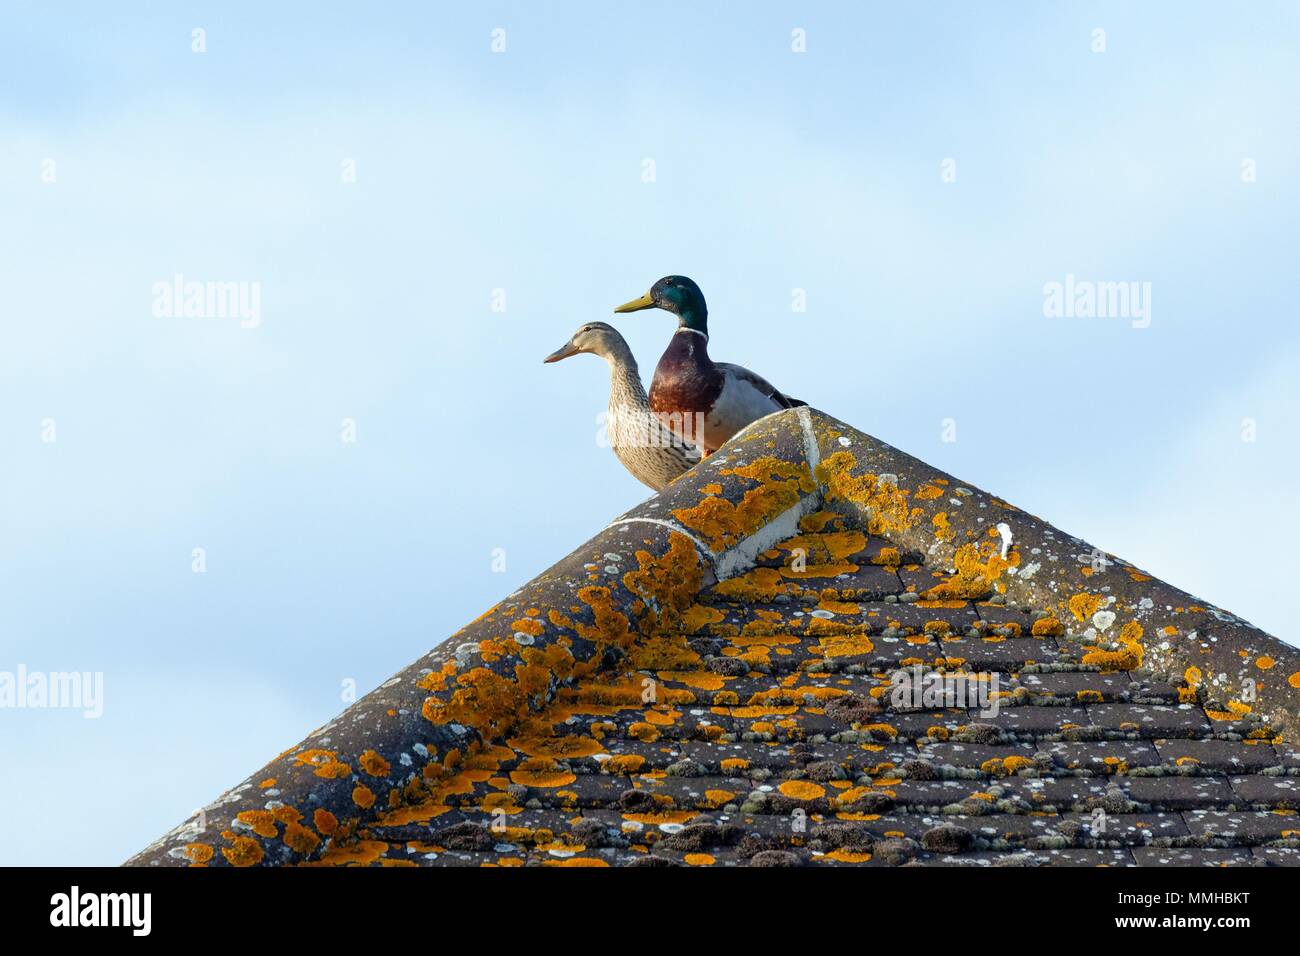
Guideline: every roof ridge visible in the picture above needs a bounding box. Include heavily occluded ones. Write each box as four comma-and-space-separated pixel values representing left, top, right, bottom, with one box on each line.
125, 408, 1298, 867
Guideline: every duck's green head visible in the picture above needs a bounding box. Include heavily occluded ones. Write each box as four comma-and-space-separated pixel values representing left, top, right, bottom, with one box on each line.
614, 275, 708, 332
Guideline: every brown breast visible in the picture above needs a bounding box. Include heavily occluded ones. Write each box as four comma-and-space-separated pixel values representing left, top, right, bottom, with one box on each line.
648, 331, 723, 451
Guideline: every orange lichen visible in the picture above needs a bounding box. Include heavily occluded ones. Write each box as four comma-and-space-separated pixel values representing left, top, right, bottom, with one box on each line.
817, 632, 876, 658
620, 720, 658, 741
799, 510, 842, 532
510, 769, 577, 787
423, 666, 528, 737
922, 541, 1017, 600
716, 704, 798, 719
509, 735, 603, 758
713, 566, 790, 603
359, 750, 391, 777
510, 756, 578, 787
814, 452, 915, 536
542, 857, 610, 867
313, 809, 339, 836
979, 755, 1034, 776
822, 849, 873, 863
294, 749, 352, 779
1206, 700, 1253, 721
818, 597, 861, 615
604, 755, 647, 774
1256, 656, 1275, 670
236, 810, 279, 838
269, 805, 302, 826
1068, 592, 1105, 623
221, 836, 265, 867
307, 840, 389, 867
778, 531, 868, 564
512, 617, 544, 637
704, 789, 736, 808
778, 780, 826, 800
184, 843, 214, 866
1031, 617, 1064, 637
574, 586, 634, 649
681, 604, 725, 632
629, 635, 701, 673
514, 644, 576, 702
622, 532, 704, 631
477, 793, 522, 816
641, 708, 681, 726
692, 676, 738, 697
283, 821, 321, 855
352, 784, 376, 809
416, 661, 458, 693
1082, 620, 1144, 670
671, 457, 815, 551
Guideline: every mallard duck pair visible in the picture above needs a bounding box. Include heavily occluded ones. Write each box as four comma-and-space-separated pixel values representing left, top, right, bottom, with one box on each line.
544, 276, 804, 491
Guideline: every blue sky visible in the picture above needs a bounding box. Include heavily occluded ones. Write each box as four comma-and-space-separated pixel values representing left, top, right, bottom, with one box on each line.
2, 2, 1297, 865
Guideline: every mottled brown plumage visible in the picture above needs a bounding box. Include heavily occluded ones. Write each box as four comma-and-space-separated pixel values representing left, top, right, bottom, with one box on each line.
544, 322, 701, 490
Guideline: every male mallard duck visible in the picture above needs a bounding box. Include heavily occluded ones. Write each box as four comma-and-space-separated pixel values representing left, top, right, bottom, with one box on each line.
544, 321, 701, 491
614, 276, 805, 455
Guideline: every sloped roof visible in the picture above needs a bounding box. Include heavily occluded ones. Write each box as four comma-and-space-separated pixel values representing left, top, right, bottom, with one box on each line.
126, 409, 1300, 867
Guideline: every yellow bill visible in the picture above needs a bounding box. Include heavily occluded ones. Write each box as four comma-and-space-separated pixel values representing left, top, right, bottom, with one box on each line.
613, 292, 655, 313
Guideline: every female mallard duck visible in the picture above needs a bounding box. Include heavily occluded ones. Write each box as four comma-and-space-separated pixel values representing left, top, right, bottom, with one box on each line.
613, 276, 805, 455
544, 321, 701, 491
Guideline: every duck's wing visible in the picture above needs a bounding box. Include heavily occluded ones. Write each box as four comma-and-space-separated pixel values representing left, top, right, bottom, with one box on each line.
715, 362, 806, 410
